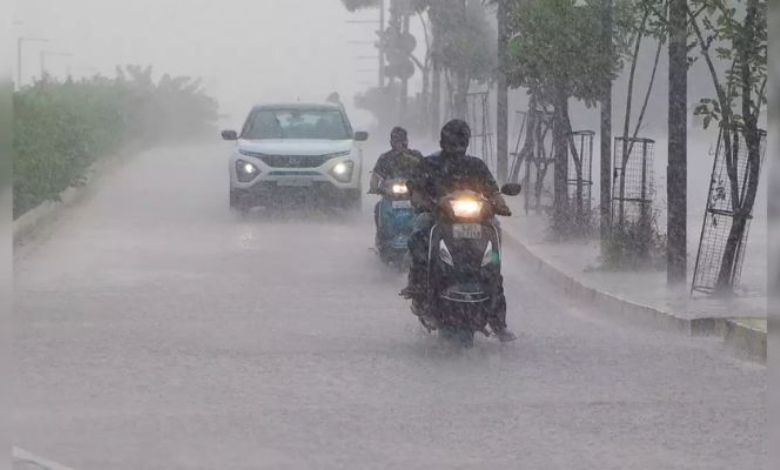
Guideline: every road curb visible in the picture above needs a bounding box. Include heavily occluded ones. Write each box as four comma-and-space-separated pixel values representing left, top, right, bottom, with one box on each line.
12, 146, 141, 244
503, 231, 767, 363
723, 319, 767, 362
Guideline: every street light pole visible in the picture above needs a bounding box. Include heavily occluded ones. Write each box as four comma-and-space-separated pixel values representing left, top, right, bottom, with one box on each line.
40, 51, 73, 80
379, 0, 385, 88
16, 37, 48, 88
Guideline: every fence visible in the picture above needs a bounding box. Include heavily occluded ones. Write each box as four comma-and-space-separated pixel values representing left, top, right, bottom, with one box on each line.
567, 130, 594, 225
692, 130, 767, 294
611, 137, 655, 260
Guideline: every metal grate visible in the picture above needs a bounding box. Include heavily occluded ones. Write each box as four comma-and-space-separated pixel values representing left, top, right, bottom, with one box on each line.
610, 137, 655, 260
567, 130, 595, 224
509, 108, 556, 215
692, 130, 766, 294
612, 137, 655, 227
259, 155, 333, 168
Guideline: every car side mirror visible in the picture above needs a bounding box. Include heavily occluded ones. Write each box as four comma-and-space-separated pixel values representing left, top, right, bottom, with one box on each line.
221, 130, 238, 141
501, 183, 522, 196
354, 131, 369, 142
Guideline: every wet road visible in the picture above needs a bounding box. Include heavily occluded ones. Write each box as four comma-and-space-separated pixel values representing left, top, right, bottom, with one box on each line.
14, 143, 765, 469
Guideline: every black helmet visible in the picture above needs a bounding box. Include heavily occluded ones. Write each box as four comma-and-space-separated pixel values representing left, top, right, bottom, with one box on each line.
390, 126, 408, 143
390, 126, 409, 150
440, 119, 470, 157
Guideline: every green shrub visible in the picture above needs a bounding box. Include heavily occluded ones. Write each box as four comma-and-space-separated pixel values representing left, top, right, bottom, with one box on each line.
13, 67, 217, 218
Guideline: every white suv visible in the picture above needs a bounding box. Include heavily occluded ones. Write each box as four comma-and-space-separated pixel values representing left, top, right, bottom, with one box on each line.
222, 103, 369, 212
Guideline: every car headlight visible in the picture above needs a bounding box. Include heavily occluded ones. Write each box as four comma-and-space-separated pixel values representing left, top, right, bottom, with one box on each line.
236, 159, 260, 182
450, 199, 483, 218
391, 183, 409, 195
330, 160, 354, 182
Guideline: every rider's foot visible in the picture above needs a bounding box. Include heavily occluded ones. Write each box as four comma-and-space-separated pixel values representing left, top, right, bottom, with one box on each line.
494, 328, 518, 343
400, 284, 425, 299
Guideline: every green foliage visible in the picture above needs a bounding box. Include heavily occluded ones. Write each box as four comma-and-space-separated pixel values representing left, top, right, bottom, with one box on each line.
423, 0, 497, 83
340, 0, 381, 12
506, 0, 625, 107
689, 0, 767, 132
13, 67, 218, 218
602, 209, 667, 270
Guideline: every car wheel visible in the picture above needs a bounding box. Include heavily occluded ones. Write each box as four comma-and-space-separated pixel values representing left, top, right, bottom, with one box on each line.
342, 188, 362, 212
230, 189, 250, 215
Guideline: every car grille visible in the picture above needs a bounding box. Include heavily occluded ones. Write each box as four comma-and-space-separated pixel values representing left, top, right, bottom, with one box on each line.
259, 154, 333, 168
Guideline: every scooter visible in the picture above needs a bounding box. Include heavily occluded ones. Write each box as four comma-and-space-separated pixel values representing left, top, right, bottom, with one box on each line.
414, 183, 522, 347
374, 178, 415, 267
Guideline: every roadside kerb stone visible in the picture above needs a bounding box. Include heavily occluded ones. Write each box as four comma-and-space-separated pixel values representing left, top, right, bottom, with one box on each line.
502, 229, 767, 363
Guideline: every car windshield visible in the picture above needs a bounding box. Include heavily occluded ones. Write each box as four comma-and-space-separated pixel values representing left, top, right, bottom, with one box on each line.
243, 109, 351, 140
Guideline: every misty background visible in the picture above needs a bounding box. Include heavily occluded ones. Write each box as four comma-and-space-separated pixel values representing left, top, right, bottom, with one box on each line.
12, 0, 767, 283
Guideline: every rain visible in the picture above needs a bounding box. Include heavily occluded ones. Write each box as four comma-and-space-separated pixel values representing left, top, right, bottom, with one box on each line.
1, 0, 772, 468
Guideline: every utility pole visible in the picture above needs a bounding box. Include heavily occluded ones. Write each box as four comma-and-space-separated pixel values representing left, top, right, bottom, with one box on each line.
16, 37, 48, 88
600, 0, 613, 254
496, 0, 509, 183
430, 6, 441, 140
399, 12, 410, 121
667, 0, 688, 284
379, 0, 386, 88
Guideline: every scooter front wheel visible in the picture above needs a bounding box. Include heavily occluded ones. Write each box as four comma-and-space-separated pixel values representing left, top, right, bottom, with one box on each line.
438, 325, 475, 348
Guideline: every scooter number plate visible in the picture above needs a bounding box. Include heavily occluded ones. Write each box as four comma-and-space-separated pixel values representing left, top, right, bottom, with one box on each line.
392, 200, 412, 209
453, 223, 482, 239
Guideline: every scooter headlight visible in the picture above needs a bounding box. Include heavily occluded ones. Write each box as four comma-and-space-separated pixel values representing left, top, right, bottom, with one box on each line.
439, 239, 454, 267
391, 183, 409, 195
450, 199, 483, 218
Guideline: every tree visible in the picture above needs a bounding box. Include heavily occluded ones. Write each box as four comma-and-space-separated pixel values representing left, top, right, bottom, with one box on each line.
688, 0, 767, 293
667, 0, 687, 283
415, 0, 496, 120
340, 0, 381, 11
505, 0, 625, 235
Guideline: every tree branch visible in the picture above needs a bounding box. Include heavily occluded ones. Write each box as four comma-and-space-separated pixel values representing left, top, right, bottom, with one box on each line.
629, 34, 664, 153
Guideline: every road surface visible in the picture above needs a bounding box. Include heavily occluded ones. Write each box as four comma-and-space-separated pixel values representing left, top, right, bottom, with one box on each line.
14, 143, 766, 469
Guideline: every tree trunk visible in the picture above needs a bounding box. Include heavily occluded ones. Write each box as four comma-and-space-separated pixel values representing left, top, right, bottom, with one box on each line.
453, 71, 469, 120
496, 0, 509, 184
667, 0, 687, 284
600, 0, 614, 255
552, 88, 570, 235
431, 63, 441, 139
514, 94, 538, 184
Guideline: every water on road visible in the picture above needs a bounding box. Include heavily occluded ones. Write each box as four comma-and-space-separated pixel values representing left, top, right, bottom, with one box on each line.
13, 143, 765, 469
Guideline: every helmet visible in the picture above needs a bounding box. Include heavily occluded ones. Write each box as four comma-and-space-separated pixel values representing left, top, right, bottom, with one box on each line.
440, 119, 470, 158
390, 126, 409, 150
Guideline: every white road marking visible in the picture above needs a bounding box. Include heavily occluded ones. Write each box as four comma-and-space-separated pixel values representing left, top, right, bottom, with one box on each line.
12, 447, 74, 470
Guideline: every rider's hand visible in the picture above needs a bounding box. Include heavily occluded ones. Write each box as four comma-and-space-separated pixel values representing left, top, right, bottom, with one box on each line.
492, 194, 512, 216
494, 205, 512, 217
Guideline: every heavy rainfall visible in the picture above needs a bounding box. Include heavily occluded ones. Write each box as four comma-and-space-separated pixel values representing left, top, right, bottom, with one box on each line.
9, 0, 767, 469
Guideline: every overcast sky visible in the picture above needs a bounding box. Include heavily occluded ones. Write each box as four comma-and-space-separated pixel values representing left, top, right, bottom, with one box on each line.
14, 0, 383, 127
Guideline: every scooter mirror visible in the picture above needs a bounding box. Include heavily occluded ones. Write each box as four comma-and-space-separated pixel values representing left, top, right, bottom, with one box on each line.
500, 183, 522, 196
